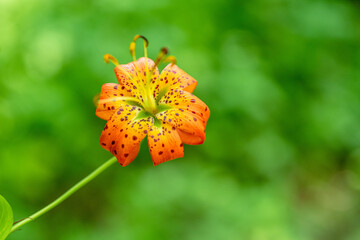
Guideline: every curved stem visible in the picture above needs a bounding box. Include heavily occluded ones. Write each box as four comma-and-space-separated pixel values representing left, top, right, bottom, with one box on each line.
10, 156, 117, 233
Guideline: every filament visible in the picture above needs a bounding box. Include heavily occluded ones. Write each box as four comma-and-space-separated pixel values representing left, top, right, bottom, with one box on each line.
104, 54, 119, 66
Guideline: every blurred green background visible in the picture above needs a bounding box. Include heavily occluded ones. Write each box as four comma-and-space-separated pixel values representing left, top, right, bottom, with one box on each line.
1, 0, 360, 239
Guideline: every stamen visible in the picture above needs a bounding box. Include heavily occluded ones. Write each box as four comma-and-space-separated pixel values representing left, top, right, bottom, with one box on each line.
133, 35, 149, 46
148, 47, 169, 81
129, 35, 150, 92
129, 42, 136, 62
104, 52, 143, 96
147, 47, 169, 87
93, 93, 101, 107
142, 47, 169, 114
164, 56, 177, 66
142, 37, 149, 77
129, 35, 149, 62
98, 96, 145, 108
104, 54, 119, 66
153, 47, 169, 68
128, 35, 152, 107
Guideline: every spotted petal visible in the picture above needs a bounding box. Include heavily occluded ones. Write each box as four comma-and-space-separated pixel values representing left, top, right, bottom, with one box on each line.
160, 89, 210, 125
147, 123, 184, 166
176, 129, 205, 145
156, 89, 209, 144
95, 83, 132, 120
100, 104, 152, 166
114, 57, 159, 101
152, 64, 198, 99
157, 108, 205, 142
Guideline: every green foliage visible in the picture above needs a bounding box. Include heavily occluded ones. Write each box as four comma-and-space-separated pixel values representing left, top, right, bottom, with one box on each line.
0, 195, 13, 240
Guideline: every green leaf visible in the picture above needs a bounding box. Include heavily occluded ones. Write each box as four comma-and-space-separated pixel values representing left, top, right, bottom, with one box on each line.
0, 194, 13, 240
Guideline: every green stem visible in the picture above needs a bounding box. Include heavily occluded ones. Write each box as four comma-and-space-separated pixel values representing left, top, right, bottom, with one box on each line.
10, 156, 117, 233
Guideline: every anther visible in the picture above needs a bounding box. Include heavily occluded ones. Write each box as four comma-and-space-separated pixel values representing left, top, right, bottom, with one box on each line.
104, 54, 119, 66
153, 47, 169, 66
93, 93, 100, 107
129, 35, 149, 61
164, 56, 177, 66
160, 47, 168, 55
132, 35, 149, 47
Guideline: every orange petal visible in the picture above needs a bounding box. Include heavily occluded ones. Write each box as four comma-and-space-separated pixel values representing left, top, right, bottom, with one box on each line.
159, 89, 210, 127
100, 104, 152, 166
111, 117, 153, 166
100, 104, 140, 150
147, 123, 184, 166
177, 129, 205, 145
95, 83, 132, 120
114, 57, 159, 101
152, 64, 198, 98
156, 108, 206, 143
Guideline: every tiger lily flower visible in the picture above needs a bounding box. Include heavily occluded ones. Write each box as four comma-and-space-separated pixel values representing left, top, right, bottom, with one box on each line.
96, 35, 210, 166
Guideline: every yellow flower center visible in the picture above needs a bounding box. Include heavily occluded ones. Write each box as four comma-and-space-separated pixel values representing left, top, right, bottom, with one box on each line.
102, 35, 176, 118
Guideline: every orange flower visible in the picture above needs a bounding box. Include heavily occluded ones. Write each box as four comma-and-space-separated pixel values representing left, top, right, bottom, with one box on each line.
95, 35, 210, 166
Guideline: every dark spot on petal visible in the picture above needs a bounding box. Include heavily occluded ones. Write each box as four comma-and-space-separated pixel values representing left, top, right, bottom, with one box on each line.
159, 151, 163, 155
